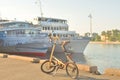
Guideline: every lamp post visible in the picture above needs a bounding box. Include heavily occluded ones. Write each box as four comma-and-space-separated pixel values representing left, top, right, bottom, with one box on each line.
88, 14, 92, 37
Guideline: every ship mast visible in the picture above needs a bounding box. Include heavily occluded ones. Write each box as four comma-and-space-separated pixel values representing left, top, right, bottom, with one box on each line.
36, 0, 43, 17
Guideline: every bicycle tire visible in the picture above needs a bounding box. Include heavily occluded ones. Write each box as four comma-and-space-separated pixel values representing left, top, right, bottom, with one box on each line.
41, 60, 56, 74
66, 62, 79, 79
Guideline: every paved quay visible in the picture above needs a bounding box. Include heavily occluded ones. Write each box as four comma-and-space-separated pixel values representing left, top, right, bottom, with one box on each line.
0, 54, 120, 80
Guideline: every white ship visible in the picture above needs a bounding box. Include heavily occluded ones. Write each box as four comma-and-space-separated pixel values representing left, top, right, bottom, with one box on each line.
0, 20, 50, 57
32, 17, 90, 54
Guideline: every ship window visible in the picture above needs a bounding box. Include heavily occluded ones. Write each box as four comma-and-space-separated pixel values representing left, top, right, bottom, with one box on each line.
57, 27, 59, 30
51, 27, 53, 30
57, 34, 58, 37
48, 27, 50, 30
38, 18, 41, 21
65, 28, 68, 31
57, 27, 58, 30
71, 34, 74, 37
59, 27, 61, 30
63, 34, 65, 37
65, 34, 67, 37
54, 27, 56, 30
42, 27, 44, 30
22, 30, 25, 34
45, 27, 47, 30
61, 27, 64, 30
59, 34, 62, 37
64, 28, 66, 30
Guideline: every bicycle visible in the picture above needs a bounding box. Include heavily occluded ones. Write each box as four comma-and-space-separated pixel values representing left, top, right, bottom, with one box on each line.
40, 40, 79, 79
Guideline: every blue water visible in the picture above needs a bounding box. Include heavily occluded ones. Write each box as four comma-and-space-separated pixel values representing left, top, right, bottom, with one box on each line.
84, 43, 120, 73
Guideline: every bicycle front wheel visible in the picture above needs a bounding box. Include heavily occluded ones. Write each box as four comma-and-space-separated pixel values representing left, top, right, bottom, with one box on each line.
41, 60, 56, 74
66, 62, 79, 79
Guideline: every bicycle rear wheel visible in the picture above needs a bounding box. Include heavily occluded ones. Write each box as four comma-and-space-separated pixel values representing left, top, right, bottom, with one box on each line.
41, 60, 56, 74
66, 62, 79, 79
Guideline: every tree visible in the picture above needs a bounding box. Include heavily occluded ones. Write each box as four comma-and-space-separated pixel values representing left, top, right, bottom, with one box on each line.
101, 29, 120, 42
101, 31, 106, 36
91, 33, 101, 41
84, 32, 90, 37
106, 30, 112, 40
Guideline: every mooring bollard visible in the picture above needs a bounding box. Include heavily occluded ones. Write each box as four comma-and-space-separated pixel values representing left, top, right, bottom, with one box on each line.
77, 64, 101, 75
2, 54, 8, 58
90, 66, 100, 74
32, 58, 40, 63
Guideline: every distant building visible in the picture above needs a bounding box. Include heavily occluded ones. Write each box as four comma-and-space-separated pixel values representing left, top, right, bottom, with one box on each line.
101, 35, 108, 42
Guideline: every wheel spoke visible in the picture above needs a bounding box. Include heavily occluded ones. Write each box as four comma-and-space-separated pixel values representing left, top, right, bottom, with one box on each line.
41, 60, 56, 73
66, 63, 79, 79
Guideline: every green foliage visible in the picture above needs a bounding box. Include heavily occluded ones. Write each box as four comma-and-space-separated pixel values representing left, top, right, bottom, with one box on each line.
92, 33, 101, 41
109, 29, 120, 41
86, 32, 101, 41
85, 29, 120, 42
85, 32, 90, 37
101, 31, 106, 36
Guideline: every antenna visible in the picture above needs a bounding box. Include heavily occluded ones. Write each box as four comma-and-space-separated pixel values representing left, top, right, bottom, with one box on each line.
38, 0, 43, 17
35, 0, 43, 17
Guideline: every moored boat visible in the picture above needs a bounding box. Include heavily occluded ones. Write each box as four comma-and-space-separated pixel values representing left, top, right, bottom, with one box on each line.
0, 20, 50, 57
32, 17, 90, 54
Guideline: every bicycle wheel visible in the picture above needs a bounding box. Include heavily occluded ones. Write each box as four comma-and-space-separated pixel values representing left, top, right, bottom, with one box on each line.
66, 62, 79, 79
41, 60, 56, 74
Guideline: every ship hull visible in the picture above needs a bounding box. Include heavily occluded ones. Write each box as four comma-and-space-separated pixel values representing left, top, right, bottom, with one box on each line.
0, 37, 90, 57
47, 37, 90, 54
0, 42, 49, 57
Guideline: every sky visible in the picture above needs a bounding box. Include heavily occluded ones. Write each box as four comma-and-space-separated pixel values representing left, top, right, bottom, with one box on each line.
0, 0, 120, 35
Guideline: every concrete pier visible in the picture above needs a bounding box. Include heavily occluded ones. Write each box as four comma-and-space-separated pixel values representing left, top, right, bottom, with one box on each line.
0, 53, 120, 80
104, 68, 120, 76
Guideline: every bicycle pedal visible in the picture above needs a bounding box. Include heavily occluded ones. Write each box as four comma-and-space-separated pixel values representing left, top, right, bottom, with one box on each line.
59, 64, 64, 69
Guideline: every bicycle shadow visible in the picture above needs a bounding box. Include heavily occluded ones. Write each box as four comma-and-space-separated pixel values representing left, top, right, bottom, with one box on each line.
76, 76, 109, 80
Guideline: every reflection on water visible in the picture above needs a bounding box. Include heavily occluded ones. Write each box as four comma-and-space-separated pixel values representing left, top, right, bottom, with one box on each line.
45, 43, 120, 73
84, 43, 120, 73
72, 53, 87, 64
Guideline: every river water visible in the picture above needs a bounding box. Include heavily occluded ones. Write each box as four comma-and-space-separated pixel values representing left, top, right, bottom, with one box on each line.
83, 43, 120, 73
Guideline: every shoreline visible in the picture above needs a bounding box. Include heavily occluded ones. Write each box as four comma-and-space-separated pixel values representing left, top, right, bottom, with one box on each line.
90, 41, 120, 44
